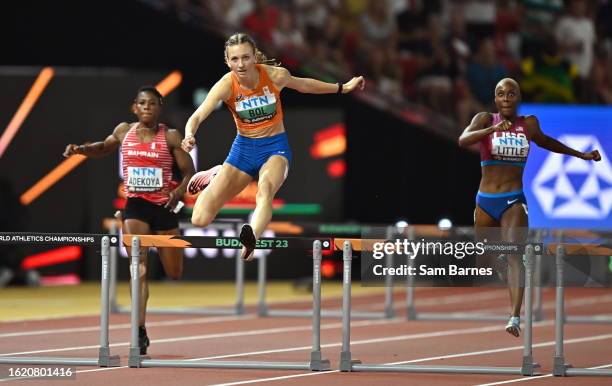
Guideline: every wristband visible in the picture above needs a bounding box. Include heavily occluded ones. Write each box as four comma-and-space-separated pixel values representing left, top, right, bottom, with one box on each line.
337, 82, 343, 94
78, 145, 86, 154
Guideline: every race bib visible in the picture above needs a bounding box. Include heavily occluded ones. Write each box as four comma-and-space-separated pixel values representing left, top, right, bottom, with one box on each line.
126, 167, 163, 192
234, 92, 277, 124
491, 132, 529, 161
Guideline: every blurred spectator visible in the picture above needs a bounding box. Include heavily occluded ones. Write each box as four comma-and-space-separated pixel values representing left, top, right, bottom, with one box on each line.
242, 0, 280, 43
466, 38, 508, 107
396, 0, 430, 54
271, 8, 307, 70
520, 0, 563, 58
294, 0, 333, 38
207, 0, 254, 29
520, 37, 577, 102
462, 0, 497, 38
306, 12, 352, 77
415, 42, 454, 114
592, 44, 612, 104
555, 0, 595, 101
360, 0, 397, 46
595, 0, 612, 43
338, 0, 369, 33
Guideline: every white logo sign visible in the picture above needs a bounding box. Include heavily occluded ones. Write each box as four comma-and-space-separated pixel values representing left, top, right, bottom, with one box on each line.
532, 135, 612, 219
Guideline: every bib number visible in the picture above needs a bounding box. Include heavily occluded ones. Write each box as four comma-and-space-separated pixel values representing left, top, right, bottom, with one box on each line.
126, 167, 163, 192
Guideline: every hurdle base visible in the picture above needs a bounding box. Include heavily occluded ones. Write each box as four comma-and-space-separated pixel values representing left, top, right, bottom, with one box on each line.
309, 351, 331, 371
533, 309, 545, 322
350, 364, 527, 374
97, 347, 120, 367
520, 356, 540, 376
128, 348, 149, 368
406, 306, 417, 320
553, 356, 571, 376
257, 303, 269, 317
339, 351, 361, 372
384, 307, 395, 319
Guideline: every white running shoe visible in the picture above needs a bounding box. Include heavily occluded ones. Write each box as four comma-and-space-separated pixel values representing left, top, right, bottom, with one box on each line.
505, 316, 521, 337
187, 165, 221, 195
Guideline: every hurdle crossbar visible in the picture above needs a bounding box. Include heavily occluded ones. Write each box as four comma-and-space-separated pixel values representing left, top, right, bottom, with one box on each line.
403, 227, 545, 322
126, 235, 330, 371
339, 240, 540, 375
110, 220, 250, 316
0, 233, 120, 367
257, 232, 396, 320
552, 233, 612, 325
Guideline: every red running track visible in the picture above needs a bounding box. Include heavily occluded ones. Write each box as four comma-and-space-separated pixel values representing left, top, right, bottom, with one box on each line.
1, 288, 611, 386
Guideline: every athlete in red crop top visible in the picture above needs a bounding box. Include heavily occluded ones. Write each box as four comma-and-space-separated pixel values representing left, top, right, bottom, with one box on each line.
63, 86, 195, 354
458, 78, 601, 337
182, 33, 365, 260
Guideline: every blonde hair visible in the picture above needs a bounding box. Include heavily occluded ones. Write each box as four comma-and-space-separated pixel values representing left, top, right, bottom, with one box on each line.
224, 33, 280, 66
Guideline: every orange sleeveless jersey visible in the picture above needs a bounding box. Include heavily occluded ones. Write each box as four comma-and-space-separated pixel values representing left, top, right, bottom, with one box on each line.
224, 64, 284, 131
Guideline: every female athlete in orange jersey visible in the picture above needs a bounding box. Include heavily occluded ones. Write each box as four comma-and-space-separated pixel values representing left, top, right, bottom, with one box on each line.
182, 33, 365, 260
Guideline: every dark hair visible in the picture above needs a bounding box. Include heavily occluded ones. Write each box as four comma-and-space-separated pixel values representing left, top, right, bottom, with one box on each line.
224, 33, 280, 66
136, 86, 163, 105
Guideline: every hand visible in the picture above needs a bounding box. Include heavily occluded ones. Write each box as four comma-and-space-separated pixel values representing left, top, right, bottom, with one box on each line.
164, 188, 184, 211
63, 144, 81, 157
181, 135, 196, 152
582, 150, 601, 161
492, 120, 511, 132
343, 76, 365, 93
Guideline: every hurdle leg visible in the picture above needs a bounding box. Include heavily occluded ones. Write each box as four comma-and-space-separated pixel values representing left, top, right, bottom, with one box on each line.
309, 240, 330, 371
521, 245, 540, 376
340, 241, 361, 371
553, 245, 571, 376
98, 236, 120, 367
405, 226, 417, 320
109, 222, 119, 313
128, 237, 146, 367
235, 240, 245, 315
383, 226, 395, 318
257, 253, 268, 316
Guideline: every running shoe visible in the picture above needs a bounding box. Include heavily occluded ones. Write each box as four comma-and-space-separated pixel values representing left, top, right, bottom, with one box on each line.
187, 165, 222, 195
139, 325, 150, 355
505, 316, 521, 337
239, 224, 256, 261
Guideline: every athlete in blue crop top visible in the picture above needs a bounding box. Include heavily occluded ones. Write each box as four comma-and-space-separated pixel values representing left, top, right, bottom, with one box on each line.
458, 78, 601, 337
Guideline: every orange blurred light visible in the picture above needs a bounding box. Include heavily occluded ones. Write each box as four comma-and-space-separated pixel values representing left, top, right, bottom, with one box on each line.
0, 67, 54, 158
156, 71, 182, 96
20, 155, 87, 205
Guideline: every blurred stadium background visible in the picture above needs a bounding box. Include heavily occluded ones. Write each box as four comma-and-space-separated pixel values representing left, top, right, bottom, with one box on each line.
0, 0, 610, 285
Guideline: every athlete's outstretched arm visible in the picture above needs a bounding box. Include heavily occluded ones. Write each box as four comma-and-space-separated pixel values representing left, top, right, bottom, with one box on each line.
276, 67, 365, 94
182, 75, 232, 152
458, 112, 510, 147
165, 129, 196, 210
63, 122, 128, 158
527, 116, 601, 161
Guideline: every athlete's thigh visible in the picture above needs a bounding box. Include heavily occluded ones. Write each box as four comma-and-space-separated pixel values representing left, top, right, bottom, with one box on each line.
474, 205, 499, 267
154, 228, 183, 276
258, 155, 289, 193
123, 218, 151, 262
500, 204, 529, 242
195, 162, 253, 209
